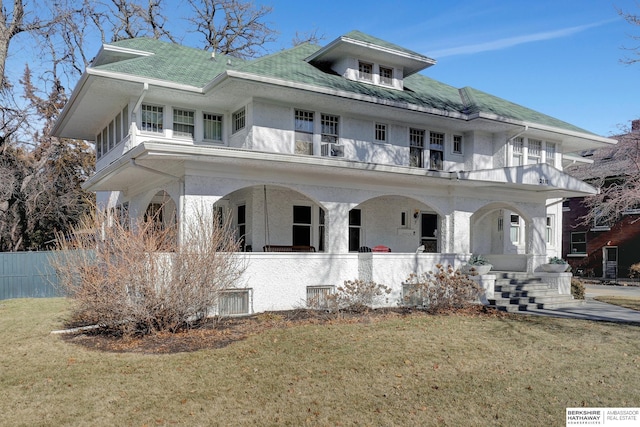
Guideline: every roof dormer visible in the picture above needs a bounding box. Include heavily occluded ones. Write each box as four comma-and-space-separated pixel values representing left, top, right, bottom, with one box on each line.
306, 30, 436, 90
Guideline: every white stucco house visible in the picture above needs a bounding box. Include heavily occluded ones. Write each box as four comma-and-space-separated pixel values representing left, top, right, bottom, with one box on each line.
53, 31, 615, 314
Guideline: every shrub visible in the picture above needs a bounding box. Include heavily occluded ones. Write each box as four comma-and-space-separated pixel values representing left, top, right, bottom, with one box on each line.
325, 279, 391, 313
52, 207, 245, 335
571, 278, 586, 300
548, 256, 567, 265
403, 264, 483, 312
468, 254, 490, 265
629, 262, 640, 278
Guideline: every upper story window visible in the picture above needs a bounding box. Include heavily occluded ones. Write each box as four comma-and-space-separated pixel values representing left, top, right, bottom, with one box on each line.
545, 142, 556, 166
528, 139, 542, 164
375, 123, 387, 142
141, 104, 163, 133
512, 137, 524, 166
173, 109, 194, 138
294, 109, 314, 155
321, 113, 339, 143
429, 132, 444, 170
203, 113, 223, 141
379, 66, 393, 86
409, 128, 425, 168
295, 109, 314, 133
453, 135, 463, 155
96, 104, 129, 160
232, 107, 246, 133
358, 61, 373, 81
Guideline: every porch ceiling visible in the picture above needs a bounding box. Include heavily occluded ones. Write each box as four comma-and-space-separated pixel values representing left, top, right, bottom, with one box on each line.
83, 141, 598, 199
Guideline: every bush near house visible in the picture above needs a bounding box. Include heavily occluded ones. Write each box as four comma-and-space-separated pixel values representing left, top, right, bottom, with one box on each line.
52, 208, 245, 335
571, 278, 586, 300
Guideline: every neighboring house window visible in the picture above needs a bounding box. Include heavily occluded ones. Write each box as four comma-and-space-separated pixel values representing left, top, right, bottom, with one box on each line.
141, 104, 163, 133
512, 137, 523, 166
379, 66, 393, 85
321, 113, 339, 143
359, 61, 373, 81
429, 131, 444, 170
510, 214, 520, 244
528, 139, 542, 164
375, 123, 387, 142
453, 135, 463, 155
409, 128, 425, 167
348, 208, 362, 252
292, 205, 312, 246
219, 289, 250, 315
546, 215, 554, 245
203, 113, 223, 141
545, 142, 556, 166
173, 109, 195, 138
237, 204, 246, 251
232, 107, 246, 133
294, 109, 314, 155
570, 232, 587, 254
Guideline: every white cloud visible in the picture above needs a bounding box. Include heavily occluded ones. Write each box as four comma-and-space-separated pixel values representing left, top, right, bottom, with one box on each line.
429, 19, 617, 58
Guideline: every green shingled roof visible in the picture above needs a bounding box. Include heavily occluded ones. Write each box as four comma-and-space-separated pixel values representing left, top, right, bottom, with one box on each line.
91, 34, 595, 136
342, 30, 435, 62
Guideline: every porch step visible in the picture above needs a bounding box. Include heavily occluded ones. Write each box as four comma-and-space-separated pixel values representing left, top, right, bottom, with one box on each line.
487, 272, 585, 312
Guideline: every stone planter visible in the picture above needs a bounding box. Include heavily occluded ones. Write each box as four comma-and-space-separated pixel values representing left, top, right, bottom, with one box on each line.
540, 263, 568, 273
464, 264, 492, 275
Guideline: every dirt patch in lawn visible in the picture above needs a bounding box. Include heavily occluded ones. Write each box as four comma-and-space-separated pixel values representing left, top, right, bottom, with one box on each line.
62, 305, 511, 354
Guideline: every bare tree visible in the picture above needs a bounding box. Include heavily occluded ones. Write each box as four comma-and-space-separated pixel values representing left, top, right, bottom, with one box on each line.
185, 0, 277, 58
618, 6, 640, 65
292, 28, 325, 46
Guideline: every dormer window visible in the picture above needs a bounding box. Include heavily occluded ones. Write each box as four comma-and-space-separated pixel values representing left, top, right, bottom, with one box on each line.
380, 66, 393, 86
358, 61, 373, 81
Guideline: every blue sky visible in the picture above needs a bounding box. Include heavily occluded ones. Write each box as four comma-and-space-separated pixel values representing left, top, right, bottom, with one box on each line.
259, 0, 638, 137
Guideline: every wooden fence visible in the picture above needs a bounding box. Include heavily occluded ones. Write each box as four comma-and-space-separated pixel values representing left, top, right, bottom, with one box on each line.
0, 251, 60, 300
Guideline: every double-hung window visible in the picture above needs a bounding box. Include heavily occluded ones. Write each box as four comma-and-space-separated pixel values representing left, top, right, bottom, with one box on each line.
512, 137, 523, 166
359, 61, 373, 81
232, 107, 246, 133
294, 109, 314, 155
409, 128, 425, 167
375, 123, 387, 142
141, 104, 163, 133
546, 215, 554, 245
571, 232, 587, 254
203, 113, 223, 141
545, 142, 556, 166
292, 205, 312, 246
321, 114, 339, 143
379, 66, 393, 85
528, 139, 542, 164
453, 135, 463, 155
348, 209, 362, 252
173, 109, 194, 138
429, 132, 444, 170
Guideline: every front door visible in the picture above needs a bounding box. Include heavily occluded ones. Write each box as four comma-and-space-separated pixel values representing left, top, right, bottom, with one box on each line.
421, 213, 438, 253
603, 246, 618, 279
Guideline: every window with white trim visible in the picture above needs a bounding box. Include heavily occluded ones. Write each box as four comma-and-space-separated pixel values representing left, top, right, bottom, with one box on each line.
409, 128, 425, 168
173, 109, 195, 138
203, 113, 223, 141
232, 107, 245, 133
512, 137, 523, 166
570, 232, 586, 254
545, 142, 556, 166
375, 123, 387, 142
349, 208, 362, 252
321, 113, 339, 143
292, 205, 312, 247
294, 109, 314, 155
429, 131, 444, 170
528, 139, 542, 164
141, 104, 163, 133
546, 215, 554, 245
510, 214, 520, 244
318, 207, 325, 252
453, 135, 463, 155
359, 61, 373, 81
379, 66, 393, 85
108, 120, 115, 150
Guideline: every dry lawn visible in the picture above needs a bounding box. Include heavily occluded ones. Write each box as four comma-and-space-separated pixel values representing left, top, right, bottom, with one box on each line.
1, 298, 639, 426
594, 296, 640, 311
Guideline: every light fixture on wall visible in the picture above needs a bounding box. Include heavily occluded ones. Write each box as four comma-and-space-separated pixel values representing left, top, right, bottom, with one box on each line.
413, 210, 419, 219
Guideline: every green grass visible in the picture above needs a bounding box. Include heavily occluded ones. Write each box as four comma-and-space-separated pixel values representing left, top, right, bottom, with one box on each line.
594, 296, 640, 311
1, 298, 640, 426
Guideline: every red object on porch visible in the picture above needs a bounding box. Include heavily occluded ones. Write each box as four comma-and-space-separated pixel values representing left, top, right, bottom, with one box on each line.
372, 245, 391, 252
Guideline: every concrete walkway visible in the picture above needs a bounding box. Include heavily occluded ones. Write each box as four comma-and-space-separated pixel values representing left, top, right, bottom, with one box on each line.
523, 284, 640, 323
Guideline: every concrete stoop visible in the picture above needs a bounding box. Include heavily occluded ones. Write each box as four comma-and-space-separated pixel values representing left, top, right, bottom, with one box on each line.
487, 272, 585, 313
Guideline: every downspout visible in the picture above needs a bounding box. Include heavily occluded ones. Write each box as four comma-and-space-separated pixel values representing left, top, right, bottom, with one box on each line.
132, 82, 149, 123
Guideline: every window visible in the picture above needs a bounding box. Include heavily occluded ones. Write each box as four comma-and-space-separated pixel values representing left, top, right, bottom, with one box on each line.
546, 215, 554, 245
453, 135, 463, 154
409, 128, 425, 167
219, 290, 250, 315
512, 137, 523, 166
510, 214, 520, 244
429, 132, 444, 170
294, 109, 314, 155
379, 66, 393, 85
96, 132, 103, 158
545, 142, 556, 166
108, 120, 115, 150
292, 205, 312, 246
141, 104, 163, 133
318, 207, 325, 252
203, 113, 223, 141
173, 109, 195, 138
237, 204, 246, 251
528, 139, 542, 164
321, 114, 339, 143
232, 107, 245, 133
122, 104, 129, 137
571, 232, 587, 254
375, 123, 387, 142
115, 112, 122, 143
348, 209, 361, 252
359, 61, 373, 81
